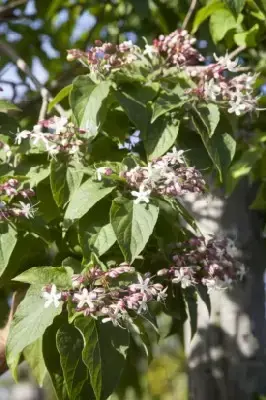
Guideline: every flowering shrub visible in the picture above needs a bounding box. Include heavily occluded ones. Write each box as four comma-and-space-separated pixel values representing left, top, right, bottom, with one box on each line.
0, 23, 257, 400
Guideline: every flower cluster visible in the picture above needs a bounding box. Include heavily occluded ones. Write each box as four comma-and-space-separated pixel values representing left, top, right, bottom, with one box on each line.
188, 54, 258, 115
15, 117, 88, 158
0, 178, 35, 220
157, 236, 246, 293
42, 264, 167, 326
120, 148, 205, 204
67, 40, 139, 72
151, 29, 204, 66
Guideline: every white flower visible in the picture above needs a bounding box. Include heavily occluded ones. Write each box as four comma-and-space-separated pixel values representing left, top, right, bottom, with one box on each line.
131, 186, 151, 204
43, 284, 61, 308
172, 268, 193, 289
228, 99, 246, 116
156, 286, 168, 302
31, 132, 48, 146
166, 147, 185, 164
237, 264, 246, 280
48, 116, 68, 135
96, 167, 108, 181
214, 53, 238, 72
143, 44, 158, 59
69, 144, 79, 155
74, 288, 96, 310
19, 201, 35, 218
46, 143, 60, 156
204, 78, 221, 101
225, 238, 239, 258
130, 274, 151, 294
15, 130, 31, 145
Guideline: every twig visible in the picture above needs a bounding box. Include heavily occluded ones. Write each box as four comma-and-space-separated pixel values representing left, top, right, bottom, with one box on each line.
228, 45, 247, 60
38, 88, 49, 121
182, 0, 198, 30
0, 0, 27, 20
0, 40, 65, 118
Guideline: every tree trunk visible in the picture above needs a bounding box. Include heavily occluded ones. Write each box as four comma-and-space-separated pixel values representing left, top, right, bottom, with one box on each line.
185, 179, 266, 400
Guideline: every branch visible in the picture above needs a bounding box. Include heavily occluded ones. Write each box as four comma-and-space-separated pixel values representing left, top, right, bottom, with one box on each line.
0, 40, 65, 119
0, 0, 27, 20
182, 0, 198, 30
228, 45, 247, 60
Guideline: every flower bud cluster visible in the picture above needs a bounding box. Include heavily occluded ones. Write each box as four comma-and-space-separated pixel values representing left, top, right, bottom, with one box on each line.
121, 148, 205, 204
0, 178, 35, 220
15, 117, 88, 158
187, 54, 258, 115
152, 29, 204, 66
67, 40, 139, 73
157, 236, 246, 293
42, 264, 167, 326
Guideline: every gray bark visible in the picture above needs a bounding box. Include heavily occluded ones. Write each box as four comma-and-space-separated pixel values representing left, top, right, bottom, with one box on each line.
185, 179, 266, 400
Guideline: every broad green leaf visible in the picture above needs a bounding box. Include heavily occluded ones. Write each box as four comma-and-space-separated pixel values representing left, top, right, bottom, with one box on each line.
145, 119, 180, 160
210, 9, 237, 43
151, 92, 185, 123
110, 198, 159, 262
43, 316, 70, 400
197, 104, 220, 138
48, 84, 72, 113
64, 179, 115, 229
37, 180, 61, 223
75, 317, 129, 400
183, 287, 198, 340
192, 108, 236, 180
246, 0, 265, 20
70, 76, 112, 136
0, 99, 21, 112
0, 224, 17, 277
56, 324, 91, 399
89, 223, 117, 257
13, 267, 73, 289
192, 1, 225, 33
23, 338, 47, 386
79, 198, 112, 262
50, 159, 69, 208
7, 285, 62, 379
225, 0, 245, 15
102, 108, 130, 142
226, 147, 261, 193
50, 159, 83, 208
234, 24, 259, 47
115, 84, 157, 133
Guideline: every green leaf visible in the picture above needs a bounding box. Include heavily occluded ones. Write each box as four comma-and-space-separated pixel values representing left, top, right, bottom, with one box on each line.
110, 198, 159, 263
56, 324, 91, 399
43, 315, 70, 400
13, 267, 73, 289
70, 76, 112, 136
50, 159, 83, 208
48, 84, 72, 113
192, 1, 225, 33
0, 99, 21, 112
115, 84, 157, 133
197, 104, 220, 138
192, 108, 236, 180
226, 147, 261, 193
151, 92, 185, 123
234, 24, 259, 47
145, 119, 180, 160
79, 198, 112, 262
37, 180, 61, 223
75, 317, 129, 400
184, 287, 197, 340
210, 9, 237, 43
225, 0, 245, 15
64, 179, 115, 230
89, 223, 117, 257
0, 224, 17, 277
23, 338, 47, 386
7, 285, 62, 379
